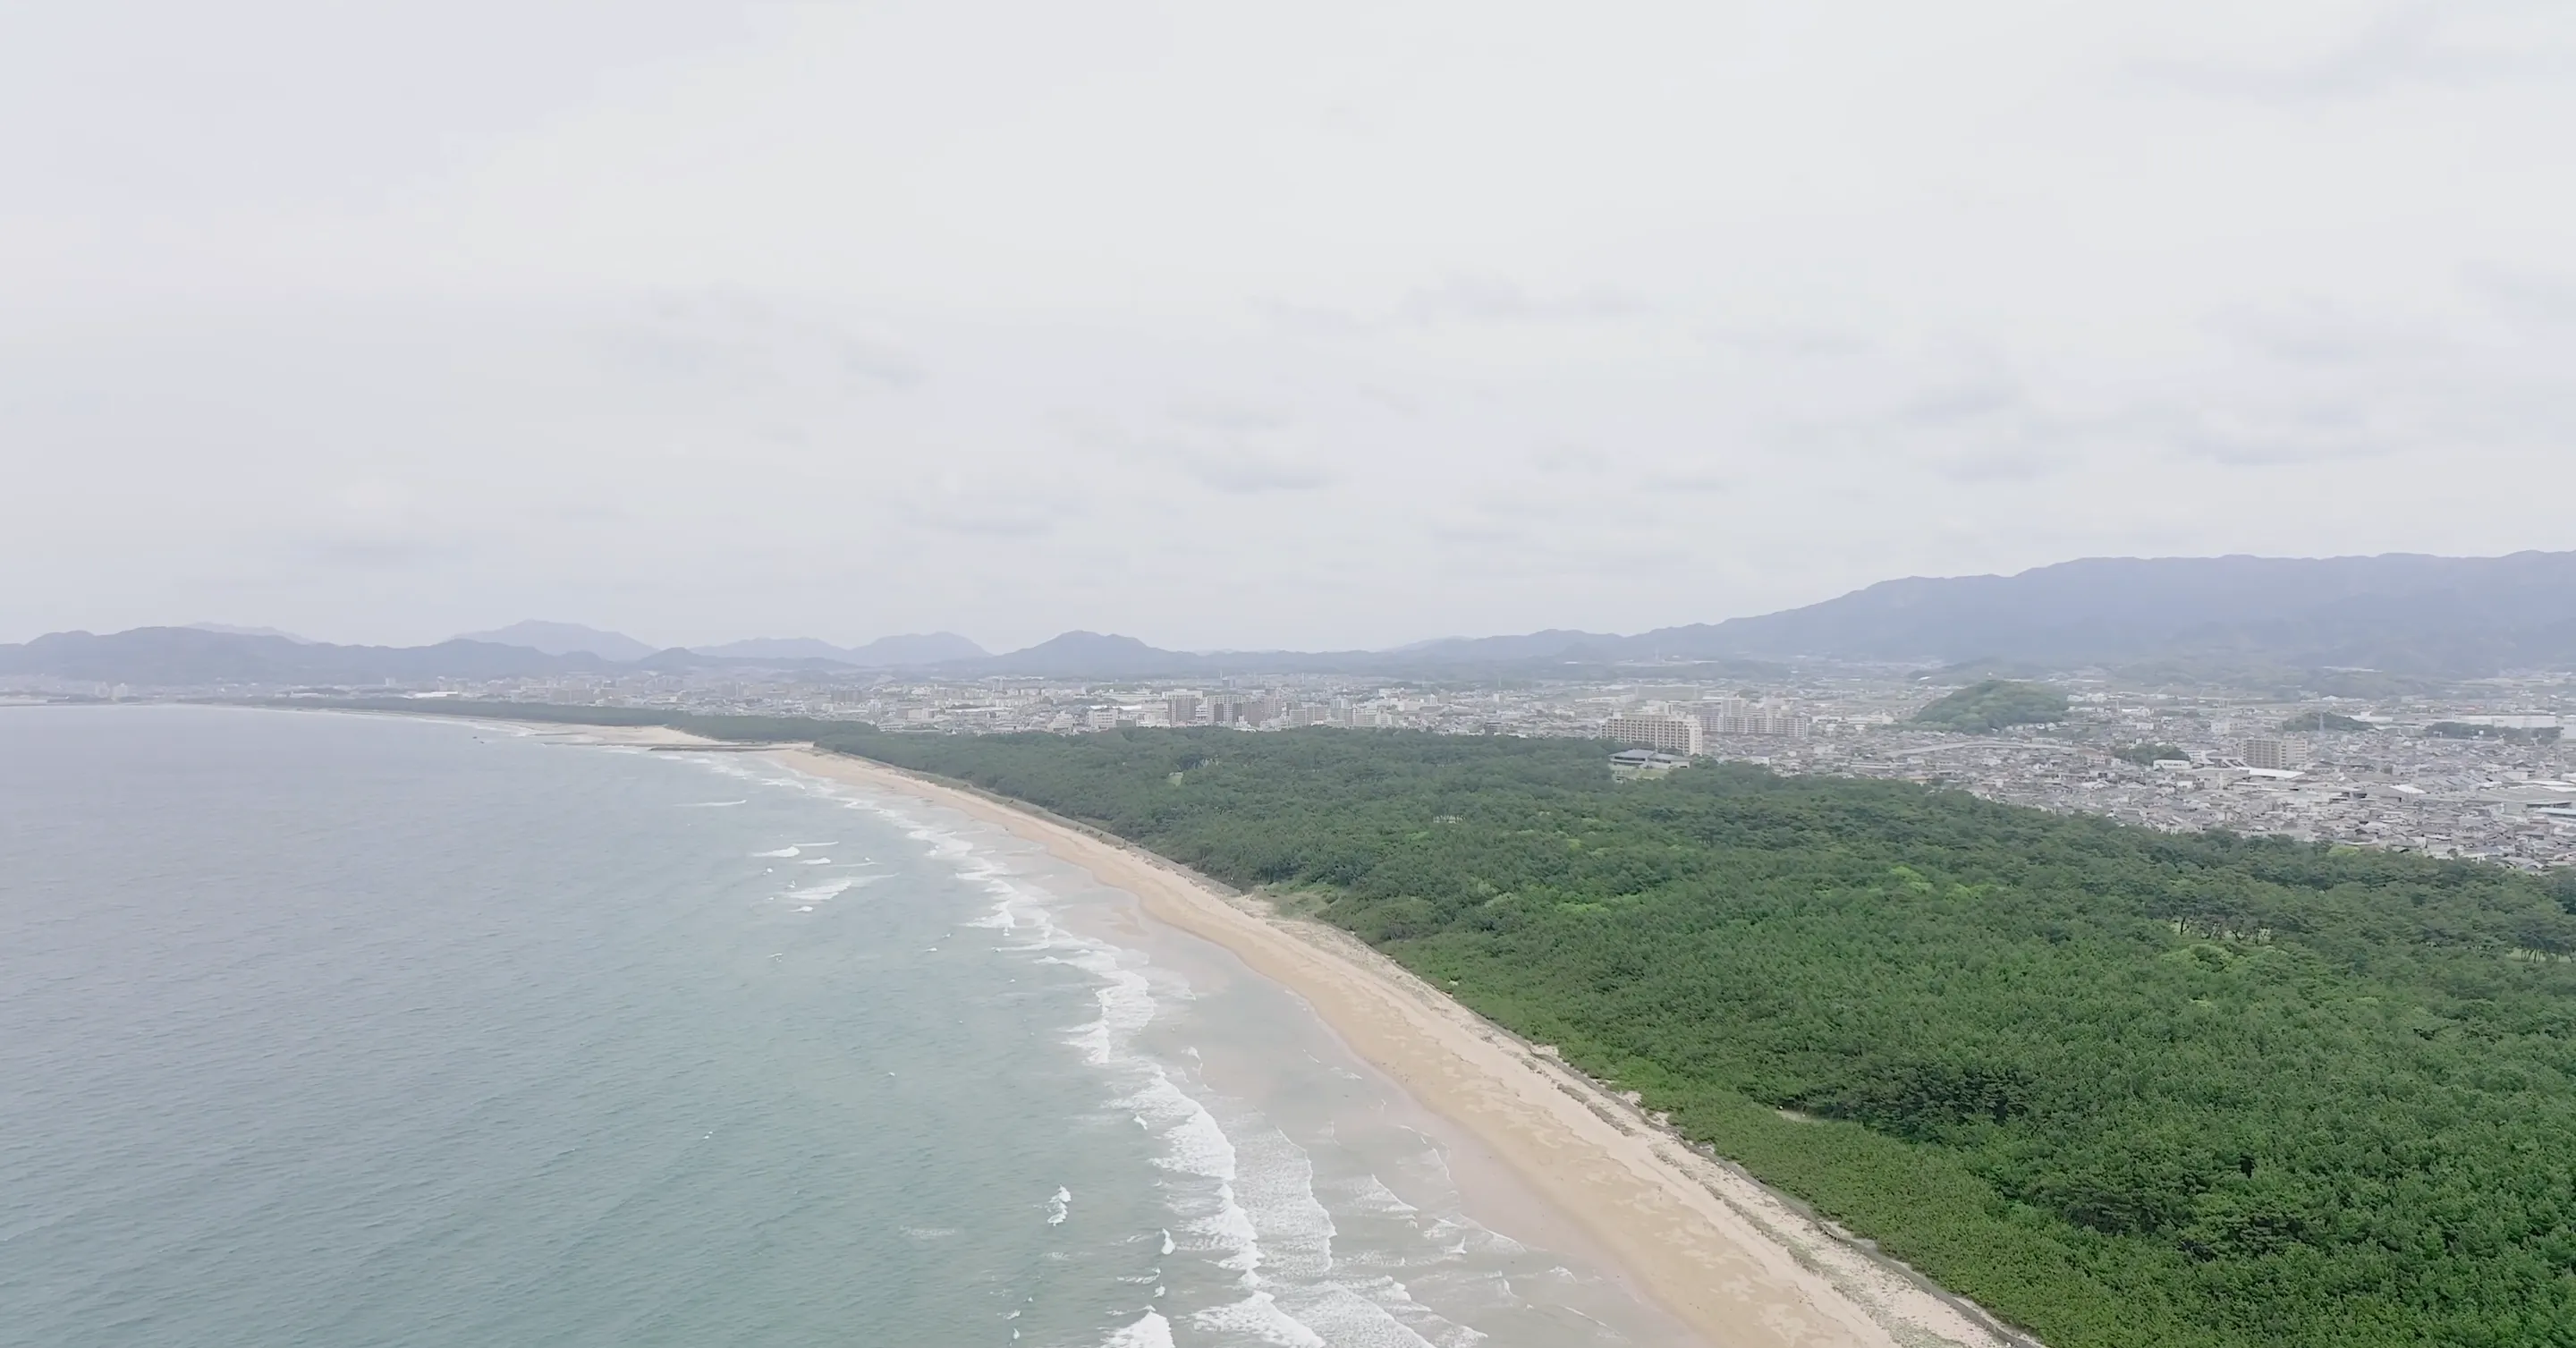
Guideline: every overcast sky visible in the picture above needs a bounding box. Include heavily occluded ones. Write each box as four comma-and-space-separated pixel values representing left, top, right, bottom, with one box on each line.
5, 2, 2572, 652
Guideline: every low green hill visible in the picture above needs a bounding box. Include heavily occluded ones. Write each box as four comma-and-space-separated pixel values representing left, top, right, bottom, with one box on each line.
1911, 678, 2070, 733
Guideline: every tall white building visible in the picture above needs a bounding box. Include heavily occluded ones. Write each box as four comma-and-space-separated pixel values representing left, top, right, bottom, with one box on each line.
1694, 698, 1810, 739
1604, 713, 1704, 756
2241, 738, 2310, 771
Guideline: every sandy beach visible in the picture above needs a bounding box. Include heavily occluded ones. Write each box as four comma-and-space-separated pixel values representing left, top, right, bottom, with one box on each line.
517, 716, 2028, 1345
693, 737, 2031, 1348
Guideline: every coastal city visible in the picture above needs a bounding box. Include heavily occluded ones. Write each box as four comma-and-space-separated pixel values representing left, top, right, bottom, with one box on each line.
17, 659, 2572, 873
19, 8, 2576, 1342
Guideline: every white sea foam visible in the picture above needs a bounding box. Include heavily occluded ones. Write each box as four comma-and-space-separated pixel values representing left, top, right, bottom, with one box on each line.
1099, 1311, 1175, 1348
1267, 1283, 1445, 1348
752, 846, 801, 858
1460, 1225, 1524, 1258
665, 751, 1535, 1348
1191, 1291, 1328, 1346
1232, 1125, 1336, 1281
822, 784, 1330, 1338
676, 799, 747, 808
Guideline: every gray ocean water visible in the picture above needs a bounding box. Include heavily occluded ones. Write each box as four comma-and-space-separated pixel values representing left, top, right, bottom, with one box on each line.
0, 706, 1696, 1348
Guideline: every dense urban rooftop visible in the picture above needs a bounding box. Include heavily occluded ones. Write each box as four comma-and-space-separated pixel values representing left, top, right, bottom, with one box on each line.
14, 659, 2571, 872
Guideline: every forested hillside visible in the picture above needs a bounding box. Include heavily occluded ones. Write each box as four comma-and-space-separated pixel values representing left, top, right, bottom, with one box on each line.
1910, 678, 2070, 733
344, 704, 2576, 1346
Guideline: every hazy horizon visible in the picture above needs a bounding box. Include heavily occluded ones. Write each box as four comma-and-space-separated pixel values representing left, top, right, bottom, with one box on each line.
8, 3, 2573, 650
14, 540, 2576, 655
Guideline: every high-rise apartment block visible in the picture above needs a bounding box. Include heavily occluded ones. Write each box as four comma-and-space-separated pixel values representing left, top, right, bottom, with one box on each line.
1208, 694, 1275, 726
1604, 713, 1704, 756
1693, 698, 1810, 739
2241, 738, 2310, 771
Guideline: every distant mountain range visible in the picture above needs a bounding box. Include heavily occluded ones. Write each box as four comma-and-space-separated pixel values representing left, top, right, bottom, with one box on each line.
690, 632, 986, 665
455, 621, 657, 662
11, 551, 2576, 687
1625, 550, 2576, 673
1378, 551, 2576, 674
186, 623, 315, 644
449, 623, 988, 667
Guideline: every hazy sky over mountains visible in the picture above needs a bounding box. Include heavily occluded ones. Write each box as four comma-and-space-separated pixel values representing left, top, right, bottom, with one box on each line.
6, 2, 2572, 650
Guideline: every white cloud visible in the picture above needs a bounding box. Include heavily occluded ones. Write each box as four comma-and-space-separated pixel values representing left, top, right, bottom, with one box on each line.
3, 0, 2572, 651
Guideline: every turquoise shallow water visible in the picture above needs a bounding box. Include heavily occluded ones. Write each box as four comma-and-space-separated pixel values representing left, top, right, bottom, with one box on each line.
0, 707, 1694, 1348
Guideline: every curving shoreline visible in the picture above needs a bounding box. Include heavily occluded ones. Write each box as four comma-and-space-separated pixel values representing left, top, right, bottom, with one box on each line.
716, 733, 2035, 1348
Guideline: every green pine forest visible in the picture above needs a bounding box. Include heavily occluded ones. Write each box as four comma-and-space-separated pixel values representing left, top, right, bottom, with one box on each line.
351, 704, 2576, 1346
